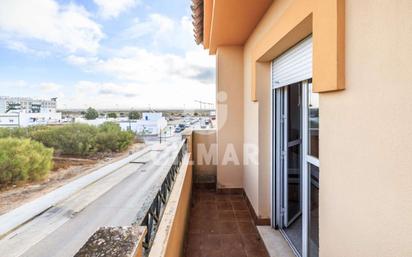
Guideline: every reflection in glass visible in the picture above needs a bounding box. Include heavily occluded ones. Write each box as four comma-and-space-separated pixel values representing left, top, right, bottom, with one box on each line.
287, 144, 301, 222
309, 164, 319, 257
288, 83, 301, 141
285, 144, 302, 255
308, 83, 319, 158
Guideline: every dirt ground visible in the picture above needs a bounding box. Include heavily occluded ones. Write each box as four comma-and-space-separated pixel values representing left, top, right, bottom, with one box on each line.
0, 143, 145, 215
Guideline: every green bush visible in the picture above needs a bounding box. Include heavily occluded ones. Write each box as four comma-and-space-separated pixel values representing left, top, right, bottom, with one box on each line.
0, 127, 29, 138
128, 111, 141, 120
85, 107, 99, 120
96, 122, 134, 152
0, 138, 53, 185
31, 124, 98, 156
107, 112, 117, 118
0, 123, 135, 158
98, 122, 121, 133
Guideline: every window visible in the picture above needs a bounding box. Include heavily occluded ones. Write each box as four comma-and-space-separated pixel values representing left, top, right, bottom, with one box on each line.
307, 83, 319, 158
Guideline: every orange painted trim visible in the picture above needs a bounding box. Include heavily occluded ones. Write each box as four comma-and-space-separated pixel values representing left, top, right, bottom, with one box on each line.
250, 0, 345, 101
208, 0, 272, 55
313, 0, 345, 92
203, 0, 213, 49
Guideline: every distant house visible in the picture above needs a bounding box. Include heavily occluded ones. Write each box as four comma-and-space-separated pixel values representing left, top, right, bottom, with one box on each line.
120, 112, 167, 135
0, 96, 62, 127
76, 112, 167, 136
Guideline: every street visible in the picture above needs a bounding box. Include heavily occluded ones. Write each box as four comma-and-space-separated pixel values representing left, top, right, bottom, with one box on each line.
0, 140, 184, 257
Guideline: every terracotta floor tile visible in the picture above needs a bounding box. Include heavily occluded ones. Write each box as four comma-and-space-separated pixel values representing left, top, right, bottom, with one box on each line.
205, 220, 221, 234
224, 248, 248, 257
195, 202, 218, 210
219, 234, 244, 251
184, 188, 269, 257
201, 250, 225, 257
217, 201, 233, 210
192, 208, 219, 219
185, 247, 202, 257
215, 194, 231, 202
217, 221, 239, 234
235, 210, 253, 221
202, 234, 222, 250
189, 219, 211, 234
238, 221, 258, 234
186, 234, 203, 250
241, 233, 265, 252
218, 210, 235, 221
229, 194, 244, 201
232, 201, 248, 210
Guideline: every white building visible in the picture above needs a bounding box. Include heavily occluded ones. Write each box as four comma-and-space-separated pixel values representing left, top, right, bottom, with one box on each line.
0, 96, 57, 114
0, 97, 62, 128
74, 118, 109, 127
128, 112, 167, 135
76, 112, 167, 136
0, 111, 62, 128
142, 112, 163, 121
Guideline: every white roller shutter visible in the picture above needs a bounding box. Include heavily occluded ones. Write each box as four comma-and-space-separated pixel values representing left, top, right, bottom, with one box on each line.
271, 36, 312, 89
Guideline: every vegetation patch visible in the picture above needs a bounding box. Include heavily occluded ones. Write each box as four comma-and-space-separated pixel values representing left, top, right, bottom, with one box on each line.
0, 123, 135, 186
0, 138, 53, 185
0, 122, 135, 157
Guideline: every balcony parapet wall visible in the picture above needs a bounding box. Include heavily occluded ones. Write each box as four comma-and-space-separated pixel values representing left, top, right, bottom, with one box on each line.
74, 226, 146, 257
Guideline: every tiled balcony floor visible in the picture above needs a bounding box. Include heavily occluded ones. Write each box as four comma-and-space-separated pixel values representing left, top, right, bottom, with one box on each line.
184, 188, 270, 257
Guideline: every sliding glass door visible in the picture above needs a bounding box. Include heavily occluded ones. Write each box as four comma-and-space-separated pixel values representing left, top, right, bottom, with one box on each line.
273, 80, 319, 257
304, 82, 319, 257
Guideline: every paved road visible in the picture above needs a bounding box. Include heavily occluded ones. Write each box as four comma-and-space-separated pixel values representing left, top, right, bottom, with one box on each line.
0, 140, 184, 257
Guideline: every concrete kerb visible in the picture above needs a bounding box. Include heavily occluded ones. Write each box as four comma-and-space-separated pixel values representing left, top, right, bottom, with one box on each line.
0, 146, 153, 238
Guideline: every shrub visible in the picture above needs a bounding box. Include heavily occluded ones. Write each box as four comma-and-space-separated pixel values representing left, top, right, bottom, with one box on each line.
85, 107, 99, 120
31, 124, 98, 156
96, 122, 134, 152
0, 127, 29, 138
0, 138, 53, 185
107, 112, 117, 118
128, 111, 141, 120
98, 122, 121, 133
0, 123, 134, 158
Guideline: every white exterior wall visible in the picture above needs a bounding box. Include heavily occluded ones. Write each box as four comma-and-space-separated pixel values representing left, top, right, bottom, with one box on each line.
0, 112, 62, 127
142, 112, 163, 121
0, 114, 19, 127
0, 96, 57, 113
119, 118, 167, 135
19, 112, 62, 127
76, 117, 167, 135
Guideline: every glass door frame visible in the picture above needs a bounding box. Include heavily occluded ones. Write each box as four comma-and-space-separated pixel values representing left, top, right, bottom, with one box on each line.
272, 80, 320, 257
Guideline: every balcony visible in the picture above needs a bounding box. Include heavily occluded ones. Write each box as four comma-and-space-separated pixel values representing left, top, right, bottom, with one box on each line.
74, 128, 294, 257
184, 187, 269, 257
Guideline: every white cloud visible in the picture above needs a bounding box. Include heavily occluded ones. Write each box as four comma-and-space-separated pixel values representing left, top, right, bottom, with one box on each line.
0, 0, 104, 53
124, 14, 174, 39
94, 0, 141, 19
67, 47, 215, 85
75, 81, 138, 98
39, 82, 62, 92
122, 14, 196, 52
63, 47, 215, 109
60, 78, 215, 110
4, 40, 50, 57
0, 80, 29, 90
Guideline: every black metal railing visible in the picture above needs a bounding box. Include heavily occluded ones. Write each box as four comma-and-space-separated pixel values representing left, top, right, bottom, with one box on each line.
139, 138, 188, 253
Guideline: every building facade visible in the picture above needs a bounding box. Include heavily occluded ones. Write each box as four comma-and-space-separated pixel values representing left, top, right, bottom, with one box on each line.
0, 96, 57, 114
120, 112, 168, 135
0, 97, 61, 127
191, 0, 412, 256
76, 112, 168, 136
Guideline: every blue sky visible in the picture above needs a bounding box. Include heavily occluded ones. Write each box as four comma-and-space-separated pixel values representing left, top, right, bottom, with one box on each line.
0, 0, 215, 109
